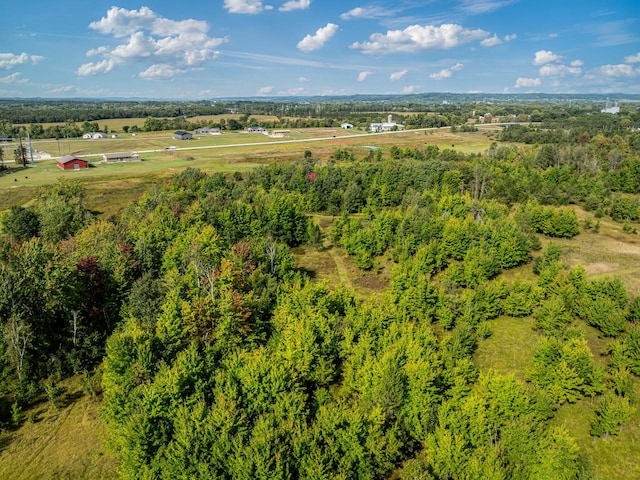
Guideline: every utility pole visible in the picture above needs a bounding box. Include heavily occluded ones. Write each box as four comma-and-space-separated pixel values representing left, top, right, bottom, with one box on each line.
27, 133, 35, 166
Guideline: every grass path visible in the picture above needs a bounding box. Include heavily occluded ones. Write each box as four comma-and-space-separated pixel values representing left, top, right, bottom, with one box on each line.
325, 245, 353, 289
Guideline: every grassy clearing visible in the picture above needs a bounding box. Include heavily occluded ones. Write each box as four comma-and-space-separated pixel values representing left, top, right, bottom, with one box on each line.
475, 214, 640, 479
540, 207, 640, 295
0, 376, 118, 480
552, 394, 640, 480
474, 315, 540, 381
293, 214, 391, 299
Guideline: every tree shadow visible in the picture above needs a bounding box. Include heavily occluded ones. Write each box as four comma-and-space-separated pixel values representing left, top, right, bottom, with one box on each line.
295, 266, 317, 279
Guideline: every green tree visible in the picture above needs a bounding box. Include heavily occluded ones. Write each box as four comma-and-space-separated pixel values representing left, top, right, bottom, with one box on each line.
1, 206, 40, 241
590, 392, 635, 437
36, 179, 92, 242
14, 145, 26, 166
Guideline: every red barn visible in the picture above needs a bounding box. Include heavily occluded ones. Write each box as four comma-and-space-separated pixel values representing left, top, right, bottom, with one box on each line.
57, 155, 89, 170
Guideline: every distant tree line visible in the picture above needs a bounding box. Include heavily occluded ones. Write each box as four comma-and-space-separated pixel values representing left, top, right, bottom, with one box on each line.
1, 98, 638, 137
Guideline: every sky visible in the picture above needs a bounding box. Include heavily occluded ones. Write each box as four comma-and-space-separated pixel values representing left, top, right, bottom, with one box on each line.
1, 0, 639, 99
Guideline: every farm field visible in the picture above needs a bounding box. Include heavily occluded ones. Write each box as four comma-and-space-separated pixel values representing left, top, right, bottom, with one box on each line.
0, 126, 495, 213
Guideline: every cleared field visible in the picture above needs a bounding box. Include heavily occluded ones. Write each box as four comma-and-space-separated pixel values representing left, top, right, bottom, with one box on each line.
0, 375, 119, 480
0, 127, 494, 214
537, 208, 640, 296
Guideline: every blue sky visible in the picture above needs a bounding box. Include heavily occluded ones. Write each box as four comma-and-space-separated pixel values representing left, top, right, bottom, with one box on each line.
1, 0, 639, 99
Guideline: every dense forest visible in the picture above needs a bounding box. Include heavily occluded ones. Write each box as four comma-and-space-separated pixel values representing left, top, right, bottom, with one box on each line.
1, 104, 640, 478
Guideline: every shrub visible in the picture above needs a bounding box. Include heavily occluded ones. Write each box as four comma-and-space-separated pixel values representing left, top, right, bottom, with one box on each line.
590, 392, 635, 437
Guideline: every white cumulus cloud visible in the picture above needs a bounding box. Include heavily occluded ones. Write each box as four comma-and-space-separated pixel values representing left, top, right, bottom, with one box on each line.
0, 52, 44, 70
140, 64, 187, 79
76, 59, 118, 76
625, 52, 640, 63
340, 6, 391, 20
357, 70, 373, 81
596, 64, 639, 77
224, 0, 265, 14
539, 63, 582, 77
480, 35, 502, 47
481, 33, 516, 46
390, 69, 408, 81
430, 63, 464, 80
257, 86, 273, 95
88, 6, 157, 37
297, 23, 338, 52
351, 23, 490, 54
403, 85, 419, 93
279, 0, 310, 12
0, 72, 28, 84
515, 77, 541, 88
533, 50, 563, 65
78, 7, 227, 79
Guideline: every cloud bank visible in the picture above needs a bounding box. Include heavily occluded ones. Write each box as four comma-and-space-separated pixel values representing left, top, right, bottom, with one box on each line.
78, 7, 227, 79
351, 23, 490, 54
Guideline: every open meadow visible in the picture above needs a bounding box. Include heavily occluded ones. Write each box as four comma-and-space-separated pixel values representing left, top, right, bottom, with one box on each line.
0, 126, 495, 215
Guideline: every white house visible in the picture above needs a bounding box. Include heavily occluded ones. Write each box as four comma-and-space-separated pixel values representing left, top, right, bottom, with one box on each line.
83, 132, 108, 139
370, 115, 404, 132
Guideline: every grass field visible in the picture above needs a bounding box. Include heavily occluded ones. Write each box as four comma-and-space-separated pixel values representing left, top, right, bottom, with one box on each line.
0, 375, 119, 480
0, 127, 495, 214
13, 114, 284, 133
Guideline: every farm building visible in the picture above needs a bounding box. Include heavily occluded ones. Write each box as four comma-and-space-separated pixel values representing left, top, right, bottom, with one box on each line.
194, 127, 221, 135
174, 131, 193, 140
270, 129, 290, 137
370, 115, 404, 133
57, 155, 89, 170
601, 99, 620, 114
102, 152, 140, 163
341, 122, 354, 129
244, 126, 266, 133
0, 135, 12, 142
83, 132, 108, 139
